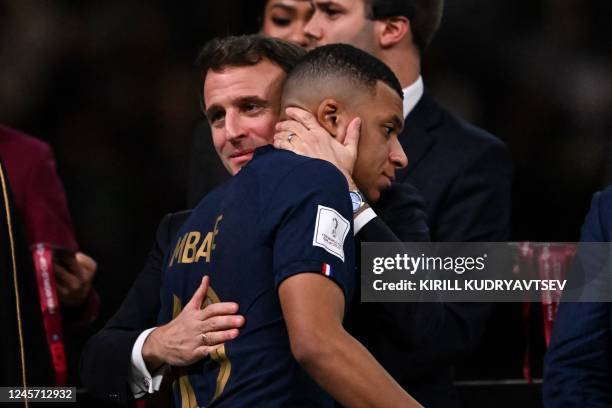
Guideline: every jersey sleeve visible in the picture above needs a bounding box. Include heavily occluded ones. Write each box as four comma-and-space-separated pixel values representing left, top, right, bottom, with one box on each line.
263, 159, 355, 302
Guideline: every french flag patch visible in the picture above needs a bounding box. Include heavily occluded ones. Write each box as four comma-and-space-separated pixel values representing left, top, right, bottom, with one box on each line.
322, 263, 333, 277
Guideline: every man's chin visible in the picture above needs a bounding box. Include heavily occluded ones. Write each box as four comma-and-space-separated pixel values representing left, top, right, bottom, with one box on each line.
364, 188, 381, 204
222, 161, 239, 176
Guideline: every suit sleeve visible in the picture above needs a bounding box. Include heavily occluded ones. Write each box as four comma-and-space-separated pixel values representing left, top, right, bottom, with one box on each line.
80, 212, 185, 404
365, 182, 429, 243
543, 191, 612, 407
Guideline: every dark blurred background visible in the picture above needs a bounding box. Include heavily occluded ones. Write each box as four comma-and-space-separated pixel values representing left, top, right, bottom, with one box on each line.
1, 0, 611, 398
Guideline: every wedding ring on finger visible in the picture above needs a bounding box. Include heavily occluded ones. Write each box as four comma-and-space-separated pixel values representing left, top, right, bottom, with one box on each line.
287, 132, 296, 143
201, 332, 209, 345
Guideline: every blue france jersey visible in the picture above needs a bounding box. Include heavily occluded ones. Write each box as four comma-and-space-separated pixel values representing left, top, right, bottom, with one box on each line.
158, 146, 355, 407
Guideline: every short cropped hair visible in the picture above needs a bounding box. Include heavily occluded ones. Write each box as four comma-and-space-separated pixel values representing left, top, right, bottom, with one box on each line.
284, 43, 403, 101
195, 34, 306, 109
364, 0, 444, 53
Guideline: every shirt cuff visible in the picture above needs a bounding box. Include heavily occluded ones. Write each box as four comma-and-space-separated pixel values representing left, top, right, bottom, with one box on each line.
353, 207, 377, 235
129, 328, 165, 398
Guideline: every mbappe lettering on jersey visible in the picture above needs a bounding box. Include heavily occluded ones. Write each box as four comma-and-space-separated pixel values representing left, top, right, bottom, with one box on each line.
168, 214, 223, 267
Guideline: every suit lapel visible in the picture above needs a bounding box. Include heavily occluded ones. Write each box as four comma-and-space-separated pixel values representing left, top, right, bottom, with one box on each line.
397, 90, 443, 181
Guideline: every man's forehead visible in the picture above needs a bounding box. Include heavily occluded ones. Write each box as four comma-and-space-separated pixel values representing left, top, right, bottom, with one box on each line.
205, 61, 283, 86
272, 0, 313, 8
203, 61, 286, 103
314, 0, 369, 14
314, 0, 363, 7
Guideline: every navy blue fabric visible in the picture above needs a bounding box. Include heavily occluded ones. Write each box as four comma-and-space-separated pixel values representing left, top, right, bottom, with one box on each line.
543, 186, 612, 407
158, 146, 354, 407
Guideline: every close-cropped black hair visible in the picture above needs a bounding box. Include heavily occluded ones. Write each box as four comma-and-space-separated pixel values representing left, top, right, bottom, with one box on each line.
364, 0, 444, 53
285, 43, 403, 100
195, 34, 306, 110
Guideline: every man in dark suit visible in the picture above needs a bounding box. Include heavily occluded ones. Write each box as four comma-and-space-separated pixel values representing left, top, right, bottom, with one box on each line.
543, 186, 612, 407
303, 0, 511, 241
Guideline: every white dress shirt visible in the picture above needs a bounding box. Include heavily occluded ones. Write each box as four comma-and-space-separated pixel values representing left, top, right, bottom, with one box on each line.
403, 75, 424, 118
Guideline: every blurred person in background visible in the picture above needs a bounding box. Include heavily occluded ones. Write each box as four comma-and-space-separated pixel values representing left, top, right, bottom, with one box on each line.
543, 185, 612, 407
188, 0, 314, 207
260, 0, 315, 48
0, 124, 99, 386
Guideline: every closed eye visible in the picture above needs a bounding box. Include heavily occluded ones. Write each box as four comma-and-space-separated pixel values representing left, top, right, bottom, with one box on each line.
242, 102, 264, 115
271, 17, 292, 27
317, 3, 342, 19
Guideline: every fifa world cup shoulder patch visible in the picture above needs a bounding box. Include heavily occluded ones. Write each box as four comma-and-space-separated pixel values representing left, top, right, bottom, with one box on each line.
312, 205, 350, 261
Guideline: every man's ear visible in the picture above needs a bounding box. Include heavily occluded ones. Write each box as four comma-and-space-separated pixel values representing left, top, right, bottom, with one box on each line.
316, 99, 351, 143
377, 16, 410, 49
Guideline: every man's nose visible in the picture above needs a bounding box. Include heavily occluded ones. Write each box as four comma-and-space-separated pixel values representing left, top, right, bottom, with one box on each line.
390, 138, 408, 169
303, 15, 322, 45
225, 110, 246, 143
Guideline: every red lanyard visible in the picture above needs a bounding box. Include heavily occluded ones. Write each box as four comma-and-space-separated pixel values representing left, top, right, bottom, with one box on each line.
31, 243, 68, 386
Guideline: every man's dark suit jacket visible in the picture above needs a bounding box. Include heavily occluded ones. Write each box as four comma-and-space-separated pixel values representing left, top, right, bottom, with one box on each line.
543, 186, 612, 407
81, 211, 191, 405
397, 90, 512, 242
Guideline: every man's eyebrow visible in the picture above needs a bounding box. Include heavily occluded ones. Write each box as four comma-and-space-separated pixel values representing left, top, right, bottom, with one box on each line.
204, 96, 269, 120
236, 95, 268, 106
269, 3, 296, 13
